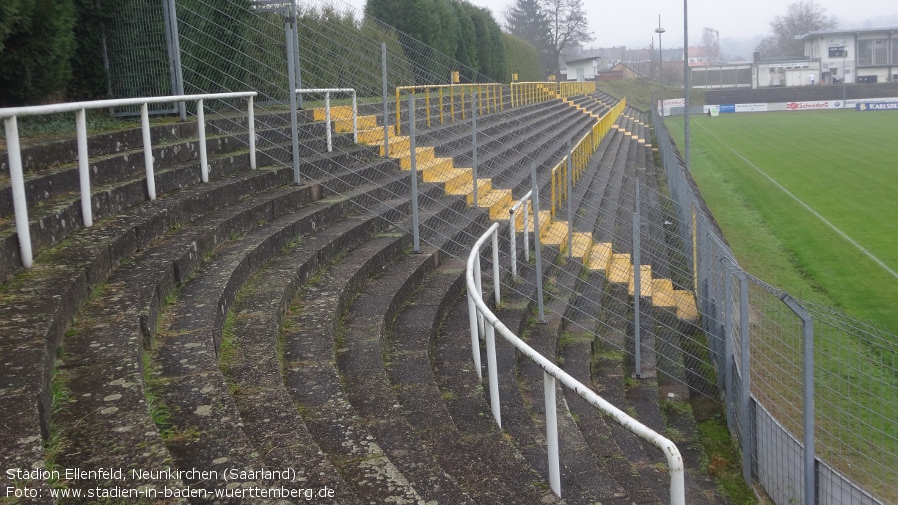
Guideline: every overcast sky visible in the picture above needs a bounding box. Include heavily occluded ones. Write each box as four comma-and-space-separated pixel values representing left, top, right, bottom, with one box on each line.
342, 0, 896, 54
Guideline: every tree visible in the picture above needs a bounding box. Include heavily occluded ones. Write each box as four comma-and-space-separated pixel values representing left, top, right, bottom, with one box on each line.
541, 0, 592, 77
700, 27, 720, 63
755, 0, 837, 58
503, 0, 550, 73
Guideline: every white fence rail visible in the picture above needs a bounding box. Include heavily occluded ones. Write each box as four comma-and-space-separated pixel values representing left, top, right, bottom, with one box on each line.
1, 92, 258, 269
465, 221, 686, 503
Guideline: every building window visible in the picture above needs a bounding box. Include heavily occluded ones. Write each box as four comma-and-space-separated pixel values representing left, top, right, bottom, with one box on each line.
858, 39, 890, 66
893, 39, 898, 65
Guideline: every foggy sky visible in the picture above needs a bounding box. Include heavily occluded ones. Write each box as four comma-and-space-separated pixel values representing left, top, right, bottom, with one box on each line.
341, 0, 895, 58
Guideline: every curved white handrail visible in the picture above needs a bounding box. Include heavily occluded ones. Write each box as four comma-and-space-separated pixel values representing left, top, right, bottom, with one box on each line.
465, 222, 686, 503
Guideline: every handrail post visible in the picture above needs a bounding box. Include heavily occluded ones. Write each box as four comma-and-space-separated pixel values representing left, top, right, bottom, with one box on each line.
248, 96, 257, 170
781, 294, 816, 505
467, 292, 482, 379
474, 252, 484, 336
197, 98, 209, 183
4, 116, 33, 268
491, 229, 500, 306
544, 371, 561, 496
75, 108, 93, 227
325, 92, 332, 153
140, 103, 156, 200
509, 206, 517, 277
351, 90, 358, 144
485, 321, 501, 427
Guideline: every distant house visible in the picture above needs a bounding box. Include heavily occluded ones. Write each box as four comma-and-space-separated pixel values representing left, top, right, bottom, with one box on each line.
564, 57, 603, 81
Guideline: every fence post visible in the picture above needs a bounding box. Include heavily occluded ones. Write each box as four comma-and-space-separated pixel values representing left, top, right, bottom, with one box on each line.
530, 162, 546, 322
351, 91, 358, 144
509, 206, 517, 278
544, 371, 561, 496
491, 230, 501, 306
381, 43, 390, 156
409, 93, 421, 253
75, 108, 93, 227
633, 167, 642, 377
738, 270, 753, 488
472, 91, 478, 207
4, 116, 33, 268
162, 0, 186, 121
284, 13, 301, 184
723, 260, 735, 434
781, 294, 815, 505
566, 140, 573, 258
325, 92, 332, 153
290, 1, 303, 108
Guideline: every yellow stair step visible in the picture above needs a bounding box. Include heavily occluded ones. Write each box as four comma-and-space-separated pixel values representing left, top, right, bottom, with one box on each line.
451, 179, 492, 203
628, 265, 654, 297
440, 168, 475, 194
674, 290, 699, 321
358, 126, 400, 145
312, 105, 353, 121
652, 279, 677, 308
607, 253, 631, 283
541, 221, 570, 247
569, 232, 593, 259
585, 242, 613, 271
397, 147, 436, 169
334, 115, 377, 133
478, 189, 514, 219
412, 156, 454, 175
380, 136, 410, 156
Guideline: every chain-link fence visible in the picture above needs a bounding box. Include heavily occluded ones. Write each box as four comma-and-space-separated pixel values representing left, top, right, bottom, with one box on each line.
654, 107, 897, 505
97, 1, 896, 503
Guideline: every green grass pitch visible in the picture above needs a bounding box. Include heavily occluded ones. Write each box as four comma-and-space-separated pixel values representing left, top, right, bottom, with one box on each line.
666, 109, 898, 333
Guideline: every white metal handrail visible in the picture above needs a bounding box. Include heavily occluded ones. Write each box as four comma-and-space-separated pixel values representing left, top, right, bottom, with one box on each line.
1, 91, 258, 269
465, 222, 686, 503
507, 190, 532, 277
294, 88, 357, 152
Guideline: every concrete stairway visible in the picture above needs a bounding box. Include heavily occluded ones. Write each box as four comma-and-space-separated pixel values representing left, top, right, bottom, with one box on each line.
0, 94, 727, 504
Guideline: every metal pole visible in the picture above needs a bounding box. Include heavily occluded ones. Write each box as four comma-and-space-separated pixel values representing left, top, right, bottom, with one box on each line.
291, 2, 303, 108
164, 0, 186, 121
738, 270, 752, 488
523, 199, 530, 263
351, 91, 358, 144
566, 140, 573, 258
409, 93, 421, 253
683, 0, 691, 170
781, 294, 815, 505
544, 371, 561, 496
724, 262, 735, 432
472, 91, 478, 207
509, 206, 517, 277
530, 162, 546, 322
197, 99, 208, 182
4, 116, 33, 268
75, 109, 93, 227
381, 43, 390, 156
656, 16, 664, 116
633, 167, 642, 377
285, 15, 301, 184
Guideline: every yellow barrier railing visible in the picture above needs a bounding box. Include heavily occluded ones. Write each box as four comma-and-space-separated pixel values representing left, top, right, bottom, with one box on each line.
395, 83, 503, 135
509, 81, 596, 108
550, 97, 626, 217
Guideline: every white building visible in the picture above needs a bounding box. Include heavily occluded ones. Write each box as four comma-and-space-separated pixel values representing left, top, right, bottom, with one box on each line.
801, 28, 898, 84
564, 57, 603, 81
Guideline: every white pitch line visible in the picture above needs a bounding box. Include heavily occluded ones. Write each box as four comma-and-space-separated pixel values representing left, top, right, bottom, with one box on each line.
694, 120, 898, 281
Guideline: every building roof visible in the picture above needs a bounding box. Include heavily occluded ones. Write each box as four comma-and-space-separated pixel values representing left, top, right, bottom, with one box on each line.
799, 27, 898, 39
